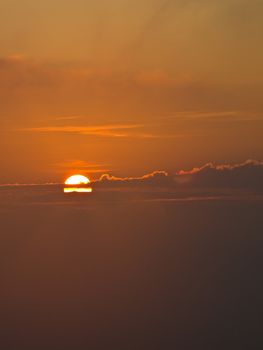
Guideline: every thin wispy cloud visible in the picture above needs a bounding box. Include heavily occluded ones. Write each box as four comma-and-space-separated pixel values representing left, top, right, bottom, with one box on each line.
166, 110, 263, 122
23, 124, 142, 138
55, 160, 108, 169
55, 116, 82, 121
53, 160, 111, 174
170, 111, 240, 118
22, 123, 183, 139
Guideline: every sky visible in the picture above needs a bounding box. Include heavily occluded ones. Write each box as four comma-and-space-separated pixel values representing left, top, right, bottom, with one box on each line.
0, 0, 262, 182
0, 2, 263, 348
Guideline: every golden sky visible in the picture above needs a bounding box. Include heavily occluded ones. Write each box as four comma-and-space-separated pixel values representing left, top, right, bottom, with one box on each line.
0, 0, 262, 182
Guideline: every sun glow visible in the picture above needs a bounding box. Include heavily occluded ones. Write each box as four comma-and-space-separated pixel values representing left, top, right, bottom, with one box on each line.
64, 175, 92, 194
64, 187, 92, 193
65, 175, 90, 186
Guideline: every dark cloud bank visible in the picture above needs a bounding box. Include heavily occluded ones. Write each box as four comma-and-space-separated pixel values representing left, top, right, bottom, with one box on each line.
92, 159, 263, 191
0, 160, 262, 208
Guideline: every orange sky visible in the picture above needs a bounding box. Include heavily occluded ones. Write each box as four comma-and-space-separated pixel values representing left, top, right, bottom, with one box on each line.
0, 0, 262, 182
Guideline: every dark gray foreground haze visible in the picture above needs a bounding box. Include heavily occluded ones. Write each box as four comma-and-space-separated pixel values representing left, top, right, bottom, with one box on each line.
0, 185, 262, 349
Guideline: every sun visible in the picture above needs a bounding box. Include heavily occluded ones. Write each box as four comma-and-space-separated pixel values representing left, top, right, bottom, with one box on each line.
65, 175, 90, 186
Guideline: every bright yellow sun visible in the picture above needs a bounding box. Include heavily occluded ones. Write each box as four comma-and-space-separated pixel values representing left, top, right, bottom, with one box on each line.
65, 175, 90, 186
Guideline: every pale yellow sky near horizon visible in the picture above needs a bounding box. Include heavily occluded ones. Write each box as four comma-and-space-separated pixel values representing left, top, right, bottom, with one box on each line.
0, 0, 262, 182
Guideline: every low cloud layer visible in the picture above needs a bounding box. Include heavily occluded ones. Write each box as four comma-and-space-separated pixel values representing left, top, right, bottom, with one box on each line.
92, 160, 263, 191
0, 160, 262, 209
93, 170, 172, 188
176, 160, 263, 189
1, 160, 261, 192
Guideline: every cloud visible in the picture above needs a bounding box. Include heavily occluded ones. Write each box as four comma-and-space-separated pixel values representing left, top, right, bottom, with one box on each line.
53, 160, 110, 174
1, 160, 262, 193
166, 110, 263, 122
92, 170, 173, 188
0, 161, 262, 209
169, 110, 240, 119
90, 160, 263, 192
22, 123, 182, 139
1, 55, 263, 130
176, 160, 263, 190
23, 124, 144, 138
0, 55, 58, 87
55, 116, 82, 121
